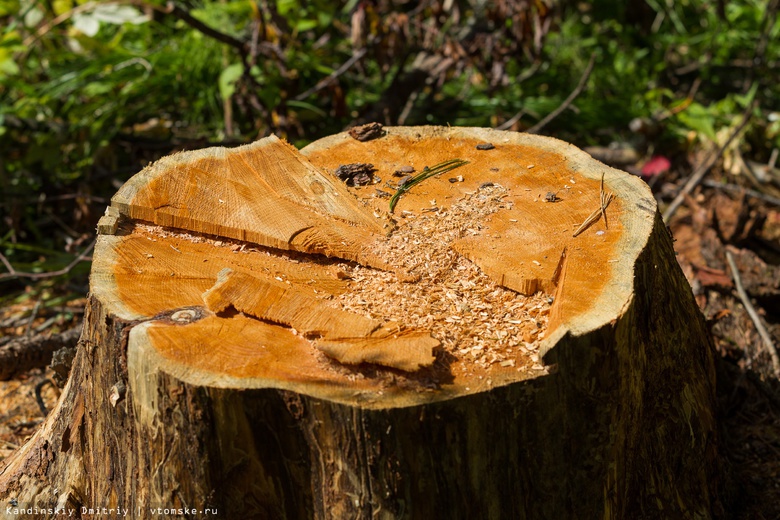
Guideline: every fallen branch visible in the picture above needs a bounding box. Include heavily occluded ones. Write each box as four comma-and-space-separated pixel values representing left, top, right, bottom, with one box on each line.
701, 179, 780, 206
726, 250, 780, 379
162, 2, 244, 53
662, 100, 757, 222
0, 239, 95, 281
0, 327, 81, 381
527, 52, 596, 134
295, 48, 367, 101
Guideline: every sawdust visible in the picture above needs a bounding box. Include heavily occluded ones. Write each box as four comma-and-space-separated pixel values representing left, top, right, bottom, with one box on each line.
336, 184, 551, 376
132, 184, 551, 378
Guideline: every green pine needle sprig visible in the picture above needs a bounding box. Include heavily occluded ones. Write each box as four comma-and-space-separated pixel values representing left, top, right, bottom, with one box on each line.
389, 159, 468, 213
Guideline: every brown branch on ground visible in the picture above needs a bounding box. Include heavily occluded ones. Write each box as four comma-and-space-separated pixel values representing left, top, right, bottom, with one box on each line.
526, 52, 596, 134
0, 239, 95, 281
0, 327, 81, 381
726, 249, 780, 379
662, 100, 757, 222
701, 179, 780, 206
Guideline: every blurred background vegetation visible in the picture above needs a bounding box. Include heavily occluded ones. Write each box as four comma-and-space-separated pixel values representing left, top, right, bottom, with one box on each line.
0, 0, 778, 302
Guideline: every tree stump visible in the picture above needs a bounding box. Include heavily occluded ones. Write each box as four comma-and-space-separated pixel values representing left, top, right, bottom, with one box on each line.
0, 127, 722, 519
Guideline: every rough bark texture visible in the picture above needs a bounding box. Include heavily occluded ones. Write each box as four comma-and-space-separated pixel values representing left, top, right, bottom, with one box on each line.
0, 127, 722, 519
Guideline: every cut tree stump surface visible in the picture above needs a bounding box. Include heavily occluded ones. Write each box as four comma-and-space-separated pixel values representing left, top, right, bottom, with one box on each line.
91, 127, 656, 407
0, 127, 721, 519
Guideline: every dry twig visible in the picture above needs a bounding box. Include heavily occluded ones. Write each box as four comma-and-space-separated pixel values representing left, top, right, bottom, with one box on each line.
726, 250, 780, 379
701, 180, 780, 207
527, 52, 596, 134
295, 48, 368, 101
662, 100, 757, 222
0, 239, 96, 281
573, 174, 614, 237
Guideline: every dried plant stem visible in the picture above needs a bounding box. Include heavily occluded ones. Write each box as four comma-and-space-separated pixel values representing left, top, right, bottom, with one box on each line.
726, 250, 780, 378
527, 52, 596, 135
0, 239, 96, 281
662, 101, 756, 223
573, 175, 614, 237
599, 173, 609, 229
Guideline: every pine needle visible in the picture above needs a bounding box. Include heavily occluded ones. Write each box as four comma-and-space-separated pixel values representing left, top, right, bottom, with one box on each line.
389, 159, 468, 213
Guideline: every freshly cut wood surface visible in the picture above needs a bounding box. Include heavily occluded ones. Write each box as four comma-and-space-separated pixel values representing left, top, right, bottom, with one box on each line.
91, 126, 659, 407
111, 135, 391, 267
203, 268, 437, 371
203, 268, 383, 338
302, 127, 656, 340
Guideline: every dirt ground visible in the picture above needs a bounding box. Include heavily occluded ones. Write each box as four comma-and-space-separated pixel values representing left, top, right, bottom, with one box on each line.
1, 177, 779, 518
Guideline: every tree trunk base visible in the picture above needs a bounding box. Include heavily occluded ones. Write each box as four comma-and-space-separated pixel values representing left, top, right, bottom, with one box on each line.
0, 127, 723, 519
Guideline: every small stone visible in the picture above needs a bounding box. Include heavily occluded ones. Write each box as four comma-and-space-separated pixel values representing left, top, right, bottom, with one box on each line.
479, 182, 495, 189
476, 143, 495, 150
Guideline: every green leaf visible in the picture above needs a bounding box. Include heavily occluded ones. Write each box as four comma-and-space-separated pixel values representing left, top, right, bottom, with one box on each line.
83, 81, 113, 96
0, 56, 20, 76
296, 19, 318, 32
72, 4, 149, 37
287, 99, 326, 117
218, 63, 243, 101
52, 0, 72, 16
23, 6, 44, 27
0, 0, 21, 17
72, 13, 100, 37
677, 103, 717, 141
91, 4, 149, 25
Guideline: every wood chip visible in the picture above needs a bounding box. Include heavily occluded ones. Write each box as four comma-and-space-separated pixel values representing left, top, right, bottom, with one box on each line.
335, 184, 551, 376
348, 122, 384, 142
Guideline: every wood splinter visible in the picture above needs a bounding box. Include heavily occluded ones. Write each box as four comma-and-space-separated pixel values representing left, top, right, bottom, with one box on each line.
203, 268, 438, 372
